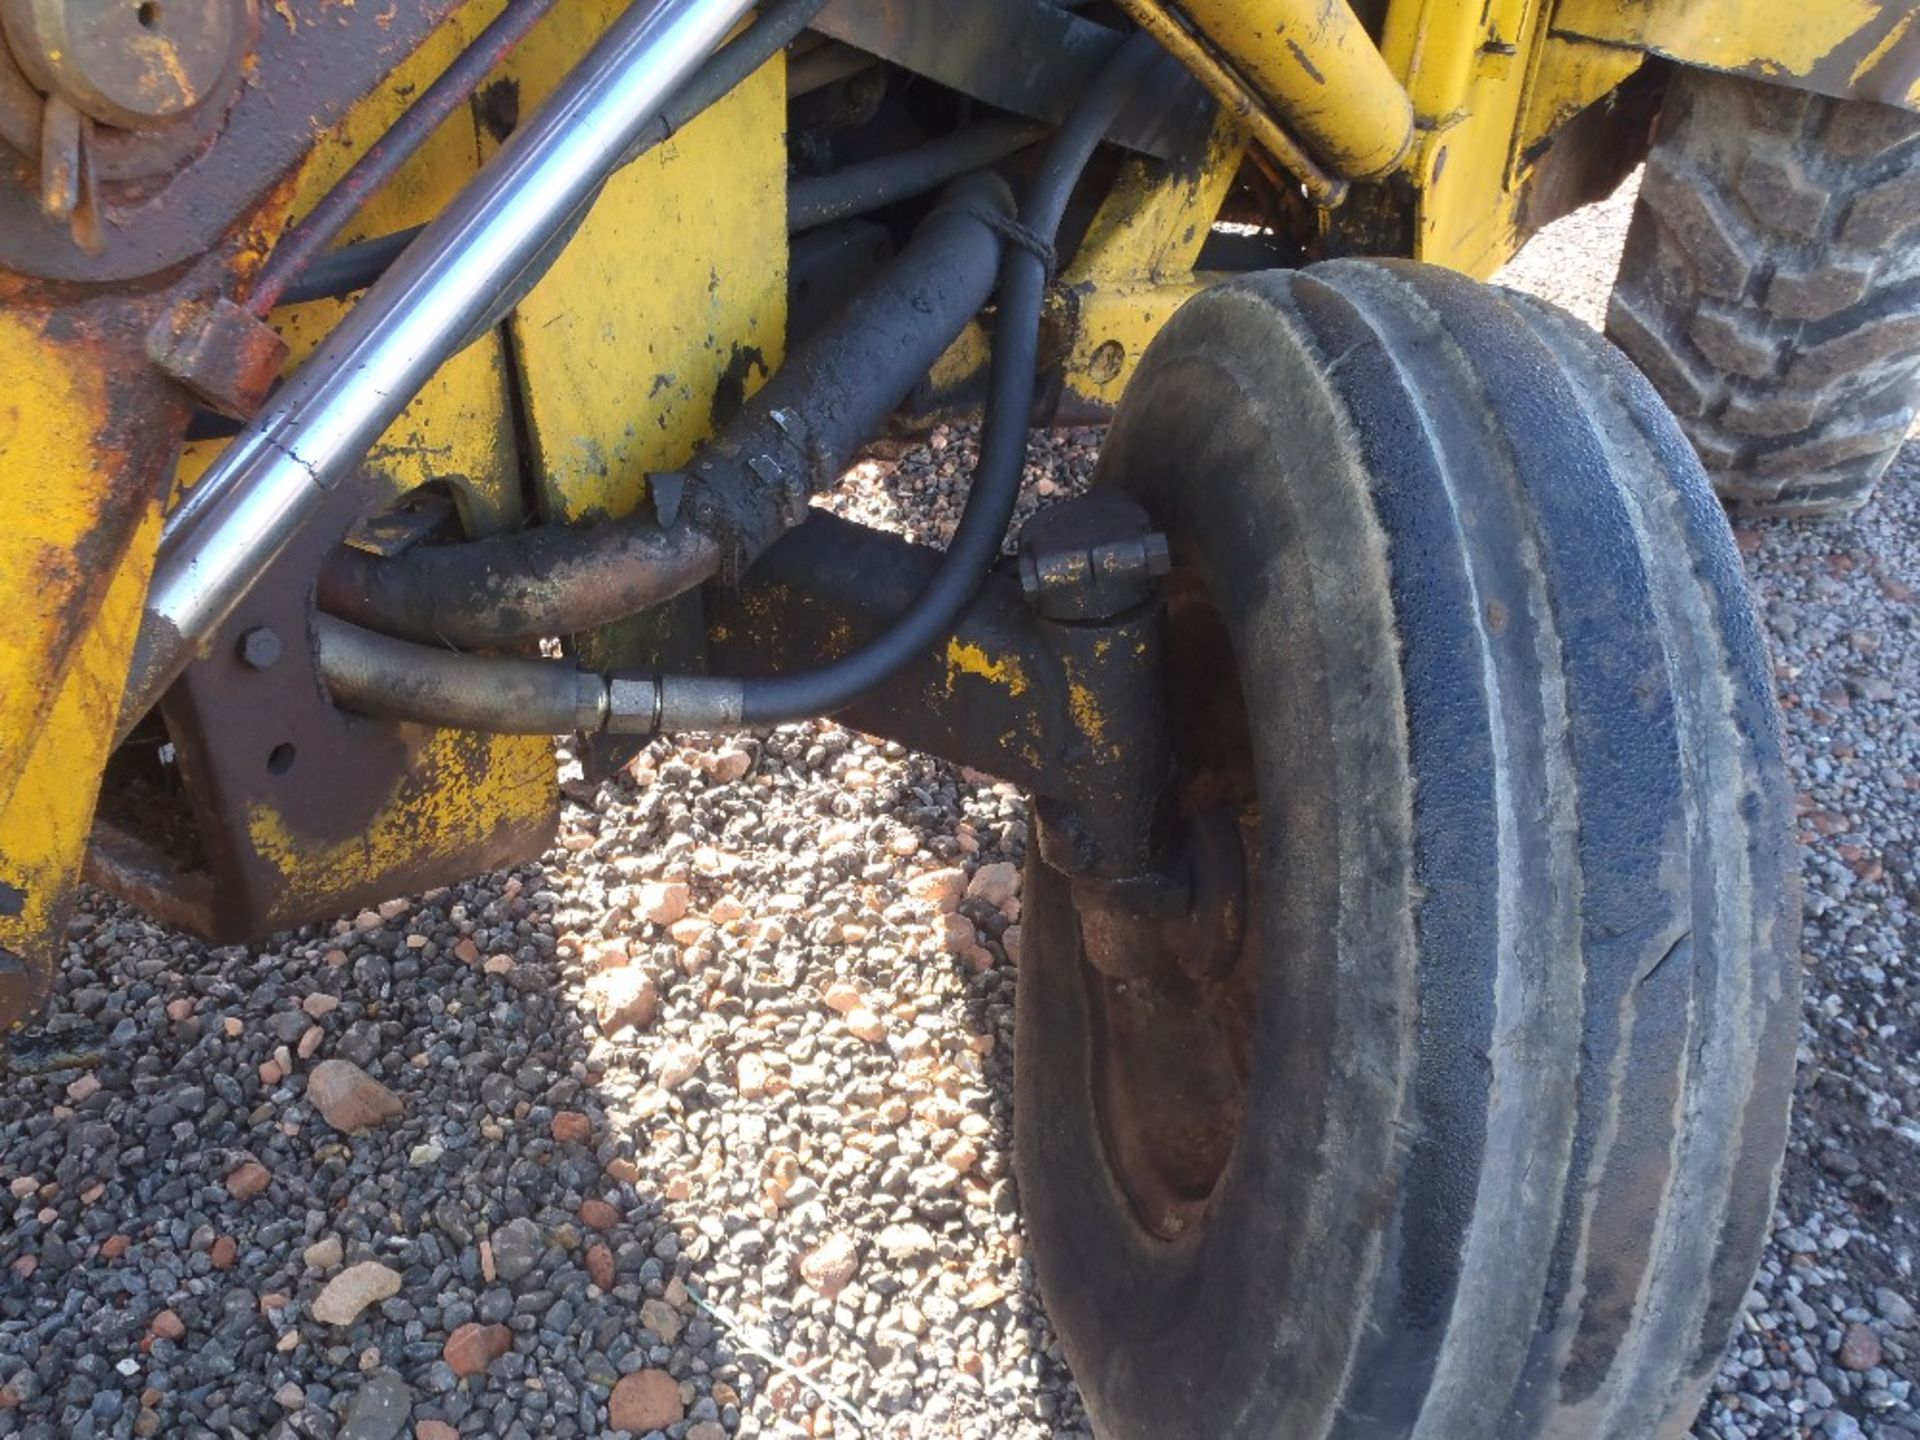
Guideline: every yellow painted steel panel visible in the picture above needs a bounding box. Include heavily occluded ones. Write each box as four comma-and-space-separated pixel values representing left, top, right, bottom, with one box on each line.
495, 0, 788, 525
1552, 0, 1918, 109
1059, 113, 1246, 410
0, 310, 156, 814
0, 503, 161, 1013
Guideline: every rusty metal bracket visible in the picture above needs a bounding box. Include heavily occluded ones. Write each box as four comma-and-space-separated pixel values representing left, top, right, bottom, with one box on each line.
705, 499, 1245, 980
706, 500, 1175, 879
95, 486, 559, 942
0, 0, 469, 281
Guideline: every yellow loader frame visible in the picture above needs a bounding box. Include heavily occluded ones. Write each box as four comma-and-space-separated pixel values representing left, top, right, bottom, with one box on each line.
0, 0, 1912, 1020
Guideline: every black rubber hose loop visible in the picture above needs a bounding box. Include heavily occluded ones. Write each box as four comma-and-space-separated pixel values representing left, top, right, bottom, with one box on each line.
726, 28, 1165, 727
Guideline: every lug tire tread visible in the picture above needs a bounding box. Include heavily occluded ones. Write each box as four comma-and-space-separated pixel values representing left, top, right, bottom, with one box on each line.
1606, 68, 1920, 516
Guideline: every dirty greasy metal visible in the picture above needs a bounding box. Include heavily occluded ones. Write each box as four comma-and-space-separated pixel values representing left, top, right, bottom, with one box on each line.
811, 0, 1215, 161
1018, 491, 1172, 621
81, 818, 216, 936
1059, 549, 1263, 1243
146, 293, 289, 418
85, 4, 559, 942
2, 0, 248, 127
0, 0, 468, 280
703, 505, 1173, 889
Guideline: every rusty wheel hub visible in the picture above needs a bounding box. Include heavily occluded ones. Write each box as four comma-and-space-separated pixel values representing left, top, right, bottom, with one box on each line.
1066, 573, 1264, 1242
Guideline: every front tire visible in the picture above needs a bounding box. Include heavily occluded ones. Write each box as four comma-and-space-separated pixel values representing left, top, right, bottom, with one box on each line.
1014, 260, 1800, 1439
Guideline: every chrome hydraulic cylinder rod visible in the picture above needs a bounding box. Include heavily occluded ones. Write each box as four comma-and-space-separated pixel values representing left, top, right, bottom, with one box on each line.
118, 0, 757, 739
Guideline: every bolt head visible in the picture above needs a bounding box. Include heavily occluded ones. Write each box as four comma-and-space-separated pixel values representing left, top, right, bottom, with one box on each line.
237, 626, 282, 671
1018, 551, 1042, 599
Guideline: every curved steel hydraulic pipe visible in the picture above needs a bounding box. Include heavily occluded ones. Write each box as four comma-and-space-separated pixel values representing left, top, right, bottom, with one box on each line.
319, 519, 722, 649
118, 0, 762, 743
317, 174, 1014, 647
788, 117, 1047, 231
316, 614, 731, 736
315, 614, 613, 735
314, 613, 746, 736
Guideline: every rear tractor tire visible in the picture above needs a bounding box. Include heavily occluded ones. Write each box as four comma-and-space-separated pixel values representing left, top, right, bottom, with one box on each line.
1013, 260, 1800, 1439
1608, 67, 1920, 516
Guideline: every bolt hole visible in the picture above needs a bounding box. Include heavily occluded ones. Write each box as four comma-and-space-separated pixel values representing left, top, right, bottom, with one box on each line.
136, 1, 160, 25
266, 743, 296, 776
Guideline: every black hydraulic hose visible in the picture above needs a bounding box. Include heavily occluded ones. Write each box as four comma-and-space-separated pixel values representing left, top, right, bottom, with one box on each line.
315, 613, 607, 734
267, 0, 827, 313
269, 114, 1049, 317
724, 29, 1164, 727
279, 228, 421, 309
248, 0, 560, 316
788, 117, 1047, 231
318, 173, 1011, 646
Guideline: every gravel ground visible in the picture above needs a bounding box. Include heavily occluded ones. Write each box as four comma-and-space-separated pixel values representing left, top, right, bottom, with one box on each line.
0, 181, 1914, 1440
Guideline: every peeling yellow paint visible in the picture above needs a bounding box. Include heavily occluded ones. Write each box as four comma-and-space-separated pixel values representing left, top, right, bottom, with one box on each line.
1551, 0, 1918, 108
244, 729, 552, 907
1069, 681, 1108, 747
495, 0, 786, 527
946, 638, 1029, 696
0, 310, 119, 808
1850, 12, 1913, 89
0, 503, 163, 998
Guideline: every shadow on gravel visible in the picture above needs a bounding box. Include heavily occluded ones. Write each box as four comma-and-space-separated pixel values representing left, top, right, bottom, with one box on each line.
0, 863, 763, 1440
13, 390, 1915, 1440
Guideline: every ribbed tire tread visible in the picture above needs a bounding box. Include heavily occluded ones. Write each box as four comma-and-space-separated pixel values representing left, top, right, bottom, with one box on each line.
1015, 260, 1800, 1440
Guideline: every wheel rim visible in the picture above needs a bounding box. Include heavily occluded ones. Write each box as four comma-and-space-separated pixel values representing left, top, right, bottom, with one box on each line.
1075, 568, 1265, 1242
